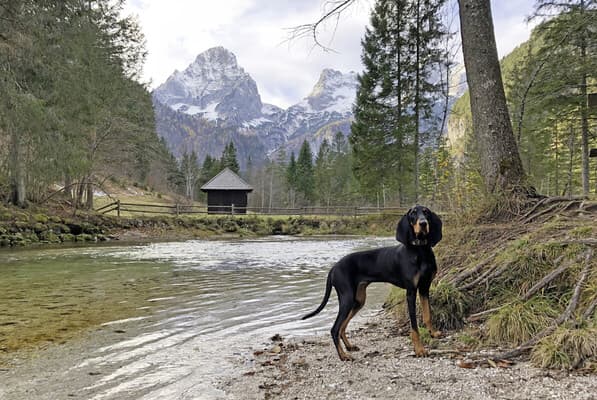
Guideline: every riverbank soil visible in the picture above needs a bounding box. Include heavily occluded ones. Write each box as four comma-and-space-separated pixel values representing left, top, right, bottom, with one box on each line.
220, 314, 596, 400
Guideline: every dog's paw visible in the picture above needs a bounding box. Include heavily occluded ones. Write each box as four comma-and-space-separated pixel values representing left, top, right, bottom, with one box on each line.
414, 345, 429, 357
431, 330, 442, 339
346, 345, 360, 352
339, 354, 354, 361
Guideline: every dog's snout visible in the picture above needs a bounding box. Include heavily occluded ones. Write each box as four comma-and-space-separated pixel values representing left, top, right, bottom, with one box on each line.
419, 220, 428, 227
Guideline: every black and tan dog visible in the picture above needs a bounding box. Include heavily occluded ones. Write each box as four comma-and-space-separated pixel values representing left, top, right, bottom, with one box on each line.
302, 205, 443, 360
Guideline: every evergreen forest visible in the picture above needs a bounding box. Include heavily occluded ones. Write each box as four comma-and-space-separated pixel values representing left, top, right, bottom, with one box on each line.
1, 0, 595, 213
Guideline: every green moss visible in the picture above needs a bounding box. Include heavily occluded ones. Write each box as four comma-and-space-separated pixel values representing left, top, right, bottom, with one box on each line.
60, 234, 76, 242
33, 214, 49, 223
33, 223, 47, 233
39, 231, 61, 243
75, 234, 94, 242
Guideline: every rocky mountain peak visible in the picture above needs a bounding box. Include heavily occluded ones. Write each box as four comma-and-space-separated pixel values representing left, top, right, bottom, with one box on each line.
153, 46, 262, 124
193, 46, 238, 67
303, 68, 358, 114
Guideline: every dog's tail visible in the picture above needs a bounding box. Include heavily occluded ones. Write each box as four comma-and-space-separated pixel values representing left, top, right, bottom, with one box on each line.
301, 271, 332, 320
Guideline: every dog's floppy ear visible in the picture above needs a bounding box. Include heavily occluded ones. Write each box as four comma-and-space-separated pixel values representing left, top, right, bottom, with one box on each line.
396, 209, 413, 245
429, 211, 443, 247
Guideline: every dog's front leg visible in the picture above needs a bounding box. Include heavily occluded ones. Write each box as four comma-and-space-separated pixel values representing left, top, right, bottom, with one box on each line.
406, 289, 427, 357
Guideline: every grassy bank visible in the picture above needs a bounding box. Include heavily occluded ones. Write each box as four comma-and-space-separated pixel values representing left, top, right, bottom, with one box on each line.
385, 200, 596, 372
0, 203, 398, 248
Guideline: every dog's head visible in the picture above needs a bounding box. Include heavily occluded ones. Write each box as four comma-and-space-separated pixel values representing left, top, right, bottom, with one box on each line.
396, 205, 442, 247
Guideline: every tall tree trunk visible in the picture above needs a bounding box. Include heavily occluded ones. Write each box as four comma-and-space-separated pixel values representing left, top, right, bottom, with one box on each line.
579, 1, 589, 197
414, 0, 421, 203
85, 180, 94, 210
458, 0, 526, 194
566, 124, 575, 197
554, 121, 559, 196
64, 173, 73, 201
9, 128, 26, 207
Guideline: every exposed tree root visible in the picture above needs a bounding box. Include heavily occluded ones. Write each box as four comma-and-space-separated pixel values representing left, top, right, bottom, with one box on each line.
521, 255, 569, 301
468, 249, 593, 366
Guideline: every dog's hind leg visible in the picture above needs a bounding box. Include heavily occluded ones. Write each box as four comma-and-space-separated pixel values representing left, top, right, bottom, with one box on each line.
340, 282, 368, 352
331, 293, 355, 361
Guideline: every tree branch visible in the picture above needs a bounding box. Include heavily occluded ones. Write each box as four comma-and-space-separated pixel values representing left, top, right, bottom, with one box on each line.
286, 0, 357, 52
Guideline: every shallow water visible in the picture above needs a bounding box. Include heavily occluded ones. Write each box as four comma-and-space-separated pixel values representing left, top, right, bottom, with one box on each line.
0, 236, 395, 399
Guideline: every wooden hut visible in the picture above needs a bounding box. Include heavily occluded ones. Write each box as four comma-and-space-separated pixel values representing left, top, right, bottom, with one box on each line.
200, 168, 253, 214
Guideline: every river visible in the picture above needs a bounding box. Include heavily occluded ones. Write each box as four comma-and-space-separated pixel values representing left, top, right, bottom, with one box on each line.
0, 236, 395, 399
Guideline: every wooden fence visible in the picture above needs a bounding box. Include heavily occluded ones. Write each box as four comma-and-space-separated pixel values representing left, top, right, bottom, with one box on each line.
95, 200, 406, 217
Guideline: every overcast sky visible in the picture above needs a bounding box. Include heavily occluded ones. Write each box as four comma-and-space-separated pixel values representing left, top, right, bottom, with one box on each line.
124, 0, 538, 108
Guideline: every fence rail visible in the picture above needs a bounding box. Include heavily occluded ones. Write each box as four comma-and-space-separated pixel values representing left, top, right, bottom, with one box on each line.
95, 201, 407, 217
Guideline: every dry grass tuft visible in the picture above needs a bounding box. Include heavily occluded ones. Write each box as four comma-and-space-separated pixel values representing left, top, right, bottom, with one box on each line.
531, 325, 597, 371
487, 297, 558, 346
430, 282, 471, 330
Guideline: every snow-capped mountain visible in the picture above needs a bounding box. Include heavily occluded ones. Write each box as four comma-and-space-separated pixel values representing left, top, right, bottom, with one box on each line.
153, 46, 263, 125
152, 47, 358, 167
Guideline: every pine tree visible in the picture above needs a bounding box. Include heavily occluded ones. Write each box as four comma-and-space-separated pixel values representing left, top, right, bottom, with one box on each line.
286, 152, 298, 208
315, 139, 334, 206
406, 0, 448, 201
220, 141, 240, 174
351, 0, 402, 202
529, 1, 596, 196
199, 155, 219, 186
351, 0, 448, 204
296, 141, 315, 204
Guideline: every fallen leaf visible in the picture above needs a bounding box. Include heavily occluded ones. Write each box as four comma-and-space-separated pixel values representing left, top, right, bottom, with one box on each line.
497, 360, 514, 368
270, 345, 282, 354
456, 360, 475, 369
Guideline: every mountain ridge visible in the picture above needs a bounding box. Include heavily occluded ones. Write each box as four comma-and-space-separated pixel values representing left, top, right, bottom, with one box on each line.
152, 46, 357, 167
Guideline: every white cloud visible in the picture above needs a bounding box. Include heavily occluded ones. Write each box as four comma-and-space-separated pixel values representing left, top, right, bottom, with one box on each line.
124, 0, 537, 108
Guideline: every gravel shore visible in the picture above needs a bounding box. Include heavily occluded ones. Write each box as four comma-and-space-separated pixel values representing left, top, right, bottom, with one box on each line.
219, 313, 597, 400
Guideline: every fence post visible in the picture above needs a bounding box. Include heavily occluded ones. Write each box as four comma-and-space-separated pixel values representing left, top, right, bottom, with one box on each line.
176, 204, 180, 217
117, 200, 121, 217
231, 204, 235, 215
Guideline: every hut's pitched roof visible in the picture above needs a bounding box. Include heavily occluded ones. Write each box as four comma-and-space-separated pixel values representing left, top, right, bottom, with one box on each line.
200, 168, 253, 191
